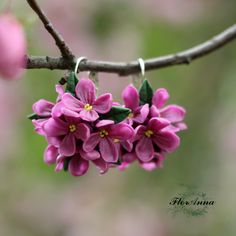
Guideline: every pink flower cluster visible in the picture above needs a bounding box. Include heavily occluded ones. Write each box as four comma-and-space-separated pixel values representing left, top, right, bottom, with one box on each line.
30, 76, 186, 176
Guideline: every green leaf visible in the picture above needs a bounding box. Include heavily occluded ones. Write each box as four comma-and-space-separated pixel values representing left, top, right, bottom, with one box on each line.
63, 157, 71, 172
99, 106, 131, 123
65, 72, 78, 96
27, 113, 46, 120
139, 79, 153, 105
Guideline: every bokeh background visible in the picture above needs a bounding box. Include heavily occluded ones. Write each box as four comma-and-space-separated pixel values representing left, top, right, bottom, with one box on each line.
1, 0, 236, 235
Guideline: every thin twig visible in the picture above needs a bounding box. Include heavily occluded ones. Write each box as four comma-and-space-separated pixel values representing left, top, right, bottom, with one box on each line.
25, 9, 236, 76
26, 0, 74, 60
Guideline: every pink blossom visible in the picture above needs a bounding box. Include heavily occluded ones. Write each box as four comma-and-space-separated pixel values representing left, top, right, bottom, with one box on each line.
43, 116, 90, 156
44, 145, 59, 165
150, 88, 187, 131
62, 78, 112, 122
139, 153, 165, 171
119, 152, 165, 171
0, 14, 26, 80
55, 154, 89, 177
122, 84, 149, 125
134, 118, 180, 162
32, 85, 65, 135
55, 152, 109, 176
83, 120, 134, 163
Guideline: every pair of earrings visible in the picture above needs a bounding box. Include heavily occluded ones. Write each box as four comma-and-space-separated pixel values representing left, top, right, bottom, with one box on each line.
28, 56, 186, 177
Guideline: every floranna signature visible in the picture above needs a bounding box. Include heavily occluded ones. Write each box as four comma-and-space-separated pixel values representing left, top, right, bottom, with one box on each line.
168, 186, 215, 217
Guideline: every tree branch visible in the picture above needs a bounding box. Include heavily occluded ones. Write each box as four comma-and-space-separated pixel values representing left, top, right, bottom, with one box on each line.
25, 0, 236, 76
26, 0, 74, 60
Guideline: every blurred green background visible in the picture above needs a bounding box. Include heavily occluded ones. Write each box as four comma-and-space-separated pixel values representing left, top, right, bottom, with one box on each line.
1, 0, 236, 235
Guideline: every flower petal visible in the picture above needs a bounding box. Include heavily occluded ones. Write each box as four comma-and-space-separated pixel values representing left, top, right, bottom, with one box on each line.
150, 105, 161, 117
152, 88, 169, 109
99, 138, 118, 162
55, 159, 64, 172
152, 131, 180, 152
133, 104, 149, 123
59, 133, 76, 156
62, 93, 84, 111
122, 152, 137, 163
69, 156, 89, 176
92, 158, 109, 174
108, 123, 134, 140
134, 125, 146, 141
46, 136, 61, 147
51, 102, 64, 118
75, 78, 96, 104
79, 109, 99, 122
160, 105, 186, 123
43, 118, 68, 136
118, 162, 130, 171
93, 93, 112, 113
135, 137, 154, 162
32, 99, 54, 116
79, 149, 100, 160
122, 84, 139, 110
96, 119, 115, 128
74, 123, 90, 141
140, 153, 165, 171
121, 140, 133, 152
32, 119, 48, 136
83, 133, 101, 152
55, 84, 64, 102
44, 145, 58, 164
148, 117, 170, 133
175, 122, 188, 131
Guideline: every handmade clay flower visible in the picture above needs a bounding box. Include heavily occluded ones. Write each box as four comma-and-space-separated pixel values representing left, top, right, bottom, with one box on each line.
29, 77, 186, 177
150, 88, 187, 131
134, 118, 180, 162
139, 152, 165, 171
83, 120, 134, 162
0, 14, 26, 80
119, 152, 165, 171
62, 79, 112, 122
122, 84, 149, 125
55, 153, 109, 176
31, 85, 65, 135
43, 116, 90, 156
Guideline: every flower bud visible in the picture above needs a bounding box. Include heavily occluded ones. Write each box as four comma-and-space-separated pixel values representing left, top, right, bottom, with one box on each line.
0, 14, 26, 80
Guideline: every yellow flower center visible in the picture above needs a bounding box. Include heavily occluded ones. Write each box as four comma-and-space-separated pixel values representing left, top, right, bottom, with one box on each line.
100, 129, 108, 138
69, 124, 76, 133
84, 104, 93, 111
113, 138, 120, 143
144, 129, 154, 138
128, 112, 134, 119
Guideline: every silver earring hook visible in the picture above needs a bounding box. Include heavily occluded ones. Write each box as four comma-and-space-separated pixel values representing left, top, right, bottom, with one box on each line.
138, 58, 145, 77
74, 57, 87, 74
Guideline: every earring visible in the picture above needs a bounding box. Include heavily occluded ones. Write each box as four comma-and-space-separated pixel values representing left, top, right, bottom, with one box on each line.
132, 58, 145, 88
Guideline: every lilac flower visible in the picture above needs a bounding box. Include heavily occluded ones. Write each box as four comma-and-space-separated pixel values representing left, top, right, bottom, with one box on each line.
32, 85, 65, 135
43, 116, 90, 156
83, 120, 134, 163
122, 84, 149, 125
134, 118, 180, 162
55, 154, 89, 177
44, 144, 59, 165
62, 78, 112, 122
32, 99, 54, 136
139, 153, 165, 171
119, 152, 165, 171
150, 88, 187, 131
55, 153, 109, 176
